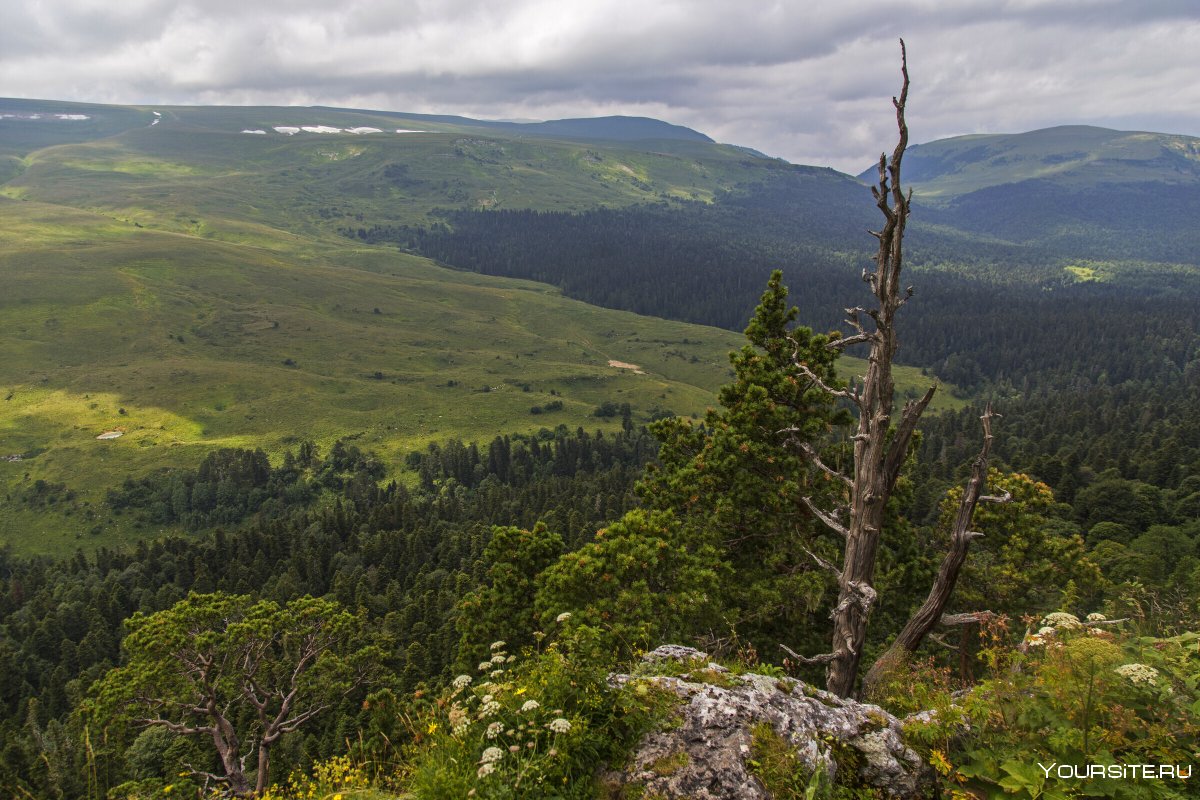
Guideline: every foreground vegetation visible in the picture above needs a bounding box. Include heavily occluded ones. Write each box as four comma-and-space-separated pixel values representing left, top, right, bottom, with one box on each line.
1, 93, 1197, 799
2, 275, 1196, 799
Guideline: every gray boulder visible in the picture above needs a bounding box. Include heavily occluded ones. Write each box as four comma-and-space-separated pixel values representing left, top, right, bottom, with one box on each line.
604, 645, 934, 799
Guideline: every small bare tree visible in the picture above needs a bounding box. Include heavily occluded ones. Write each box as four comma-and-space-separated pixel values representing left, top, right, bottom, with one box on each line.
782, 41, 1005, 698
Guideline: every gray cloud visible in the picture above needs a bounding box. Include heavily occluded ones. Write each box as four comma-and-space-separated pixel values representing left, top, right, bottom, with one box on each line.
1, 0, 1198, 172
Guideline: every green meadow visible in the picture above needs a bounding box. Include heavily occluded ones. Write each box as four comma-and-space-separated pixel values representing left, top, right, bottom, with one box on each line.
0, 101, 961, 555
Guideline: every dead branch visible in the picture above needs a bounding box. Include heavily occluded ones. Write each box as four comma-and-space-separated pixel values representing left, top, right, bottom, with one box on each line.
940, 611, 997, 627
803, 546, 842, 577
800, 495, 850, 538
862, 404, 1000, 695
779, 643, 840, 665
788, 440, 853, 489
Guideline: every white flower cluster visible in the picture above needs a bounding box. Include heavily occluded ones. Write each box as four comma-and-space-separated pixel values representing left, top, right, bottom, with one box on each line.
520, 700, 540, 713
486, 721, 503, 739
556, 611, 572, 623
490, 640, 506, 651
1086, 612, 1107, 622
452, 674, 472, 691
1027, 626, 1057, 647
477, 745, 505, 778
448, 704, 469, 736
1115, 663, 1161, 686
547, 717, 572, 734
1040, 612, 1082, 630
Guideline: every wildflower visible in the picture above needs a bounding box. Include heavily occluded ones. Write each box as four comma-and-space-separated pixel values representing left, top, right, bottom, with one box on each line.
1027, 635, 1045, 647
490, 669, 505, 678
520, 700, 540, 713
548, 717, 572, 734
482, 694, 494, 703
1038, 626, 1056, 637
479, 700, 501, 718
479, 661, 493, 672
449, 704, 470, 735
548, 748, 558, 757
1115, 663, 1161, 686
163, 787, 173, 795
1086, 612, 1107, 622
507, 655, 517, 663
556, 612, 572, 623
480, 746, 505, 763
452, 674, 473, 690
427, 721, 438, 735
490, 641, 507, 651
509, 745, 520, 753
1040, 612, 1082, 630
486, 721, 503, 739
491, 653, 507, 664
477, 763, 496, 778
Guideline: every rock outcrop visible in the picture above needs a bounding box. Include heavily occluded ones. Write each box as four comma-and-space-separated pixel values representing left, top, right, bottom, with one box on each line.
605, 645, 934, 799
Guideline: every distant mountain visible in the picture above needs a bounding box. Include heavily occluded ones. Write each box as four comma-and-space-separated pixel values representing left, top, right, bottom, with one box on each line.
300, 107, 713, 143
863, 126, 1200, 264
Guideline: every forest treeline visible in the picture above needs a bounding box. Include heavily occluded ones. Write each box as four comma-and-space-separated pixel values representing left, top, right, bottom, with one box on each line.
0, 426, 657, 796
1, 308, 1197, 795
342, 174, 1200, 395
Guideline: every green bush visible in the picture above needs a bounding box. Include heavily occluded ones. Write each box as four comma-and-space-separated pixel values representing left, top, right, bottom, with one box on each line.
403, 629, 676, 798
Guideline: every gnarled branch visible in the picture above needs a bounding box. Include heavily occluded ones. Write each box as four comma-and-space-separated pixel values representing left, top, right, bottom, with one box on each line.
800, 495, 849, 539
780, 644, 840, 666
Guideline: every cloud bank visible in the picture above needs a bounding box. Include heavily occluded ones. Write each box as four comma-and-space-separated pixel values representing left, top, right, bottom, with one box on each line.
2, 0, 1198, 172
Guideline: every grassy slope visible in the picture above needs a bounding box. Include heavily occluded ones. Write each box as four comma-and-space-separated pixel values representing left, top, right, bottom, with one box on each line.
0, 100, 960, 555
895, 125, 1200, 200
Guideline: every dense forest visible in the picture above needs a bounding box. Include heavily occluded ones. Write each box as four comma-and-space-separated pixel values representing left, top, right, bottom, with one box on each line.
1, 267, 1197, 797
4, 95, 1200, 800
344, 174, 1200, 395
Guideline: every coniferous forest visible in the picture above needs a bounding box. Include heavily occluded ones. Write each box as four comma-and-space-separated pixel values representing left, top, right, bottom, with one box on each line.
2, 45, 1200, 800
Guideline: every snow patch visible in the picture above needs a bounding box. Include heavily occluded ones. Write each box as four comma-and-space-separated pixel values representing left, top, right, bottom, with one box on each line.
395, 128, 425, 133
301, 125, 342, 134
345, 126, 382, 134
241, 129, 268, 135
274, 126, 301, 135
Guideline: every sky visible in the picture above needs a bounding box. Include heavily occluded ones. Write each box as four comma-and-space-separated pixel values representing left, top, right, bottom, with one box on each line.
3, 0, 1198, 174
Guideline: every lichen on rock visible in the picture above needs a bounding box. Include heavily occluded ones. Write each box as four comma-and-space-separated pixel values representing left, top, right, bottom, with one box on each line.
605, 645, 933, 799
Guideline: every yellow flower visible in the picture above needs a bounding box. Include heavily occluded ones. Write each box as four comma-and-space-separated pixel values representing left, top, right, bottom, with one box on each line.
427, 721, 439, 734
515, 687, 527, 695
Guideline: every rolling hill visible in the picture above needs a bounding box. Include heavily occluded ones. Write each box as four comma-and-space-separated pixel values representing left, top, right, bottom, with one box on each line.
6, 99, 1199, 555
871, 126, 1200, 267
0, 98, 962, 555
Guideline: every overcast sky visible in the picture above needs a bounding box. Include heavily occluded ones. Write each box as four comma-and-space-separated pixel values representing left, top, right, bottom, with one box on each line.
3, 0, 1198, 173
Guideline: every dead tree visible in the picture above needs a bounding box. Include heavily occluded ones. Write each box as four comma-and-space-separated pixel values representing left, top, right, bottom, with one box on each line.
783, 39, 930, 697
860, 404, 1011, 694
784, 41, 1004, 698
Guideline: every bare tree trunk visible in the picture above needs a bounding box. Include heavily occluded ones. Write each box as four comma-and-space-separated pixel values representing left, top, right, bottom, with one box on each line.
809, 40, 933, 699
861, 405, 1009, 695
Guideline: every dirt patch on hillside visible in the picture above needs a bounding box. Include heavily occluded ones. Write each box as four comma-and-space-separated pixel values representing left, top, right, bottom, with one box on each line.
607, 359, 645, 374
